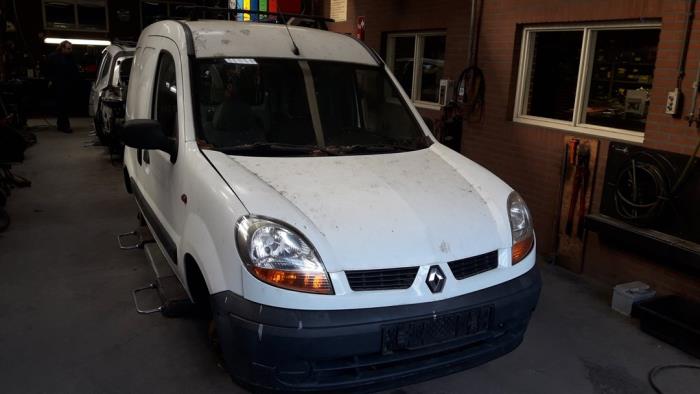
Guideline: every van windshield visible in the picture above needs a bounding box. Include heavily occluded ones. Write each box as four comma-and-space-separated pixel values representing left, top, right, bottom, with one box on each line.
194, 58, 431, 156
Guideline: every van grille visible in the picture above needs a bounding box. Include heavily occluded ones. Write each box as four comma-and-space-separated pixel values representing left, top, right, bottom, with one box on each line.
448, 251, 498, 280
346, 267, 419, 291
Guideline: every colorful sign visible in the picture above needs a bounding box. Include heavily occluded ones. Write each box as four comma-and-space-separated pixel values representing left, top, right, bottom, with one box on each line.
231, 0, 296, 21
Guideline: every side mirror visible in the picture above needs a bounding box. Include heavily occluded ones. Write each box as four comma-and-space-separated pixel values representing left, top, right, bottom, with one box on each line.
120, 119, 176, 159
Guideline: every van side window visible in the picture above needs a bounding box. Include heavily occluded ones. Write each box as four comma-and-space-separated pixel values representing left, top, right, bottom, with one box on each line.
153, 52, 178, 138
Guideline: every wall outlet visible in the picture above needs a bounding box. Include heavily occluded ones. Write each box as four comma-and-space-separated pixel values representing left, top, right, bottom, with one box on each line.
438, 79, 455, 107
665, 88, 681, 116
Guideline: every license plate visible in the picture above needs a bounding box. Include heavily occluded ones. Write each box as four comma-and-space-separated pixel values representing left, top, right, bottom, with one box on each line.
381, 305, 493, 354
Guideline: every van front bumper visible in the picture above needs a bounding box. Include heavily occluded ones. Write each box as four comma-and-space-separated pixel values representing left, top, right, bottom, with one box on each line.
211, 265, 541, 392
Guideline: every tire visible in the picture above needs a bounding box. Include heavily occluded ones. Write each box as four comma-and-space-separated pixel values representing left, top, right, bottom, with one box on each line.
185, 257, 224, 363
94, 103, 108, 146
186, 258, 213, 318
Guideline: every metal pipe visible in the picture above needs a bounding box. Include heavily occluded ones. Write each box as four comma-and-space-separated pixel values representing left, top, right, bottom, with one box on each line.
468, 0, 477, 66
678, 0, 696, 89
686, 54, 700, 125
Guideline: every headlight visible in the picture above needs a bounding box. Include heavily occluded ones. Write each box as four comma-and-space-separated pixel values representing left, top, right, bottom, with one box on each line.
508, 192, 534, 264
236, 216, 333, 295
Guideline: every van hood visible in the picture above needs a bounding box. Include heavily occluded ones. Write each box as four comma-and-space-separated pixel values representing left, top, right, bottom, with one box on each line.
203, 145, 514, 272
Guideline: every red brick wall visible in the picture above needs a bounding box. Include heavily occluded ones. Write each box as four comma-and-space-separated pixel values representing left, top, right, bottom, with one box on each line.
328, 0, 700, 299
472, 0, 699, 300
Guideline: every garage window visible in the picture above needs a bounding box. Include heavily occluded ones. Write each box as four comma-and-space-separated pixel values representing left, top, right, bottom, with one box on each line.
43, 0, 108, 32
141, 1, 196, 28
514, 23, 660, 143
386, 32, 446, 108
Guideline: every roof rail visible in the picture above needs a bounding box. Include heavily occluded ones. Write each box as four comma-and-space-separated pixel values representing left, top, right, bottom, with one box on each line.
172, 5, 334, 30
112, 39, 137, 48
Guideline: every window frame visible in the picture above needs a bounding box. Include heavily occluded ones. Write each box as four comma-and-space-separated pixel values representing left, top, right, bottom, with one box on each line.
513, 22, 661, 143
42, 0, 109, 32
386, 31, 447, 110
152, 50, 179, 140
140, 0, 195, 29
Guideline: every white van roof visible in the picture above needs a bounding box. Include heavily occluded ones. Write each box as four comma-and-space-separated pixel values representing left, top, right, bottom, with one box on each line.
141, 20, 379, 66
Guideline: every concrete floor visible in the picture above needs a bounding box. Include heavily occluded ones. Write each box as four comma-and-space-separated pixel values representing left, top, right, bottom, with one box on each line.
0, 119, 698, 394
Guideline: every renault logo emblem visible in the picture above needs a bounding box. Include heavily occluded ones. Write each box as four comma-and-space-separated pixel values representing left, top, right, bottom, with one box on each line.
426, 266, 446, 293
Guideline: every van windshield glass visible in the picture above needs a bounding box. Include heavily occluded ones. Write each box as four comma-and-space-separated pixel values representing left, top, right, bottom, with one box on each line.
194, 58, 430, 156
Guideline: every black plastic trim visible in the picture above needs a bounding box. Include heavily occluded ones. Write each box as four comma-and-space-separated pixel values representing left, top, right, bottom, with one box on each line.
123, 168, 132, 194
346, 267, 418, 291
131, 178, 178, 263
213, 264, 540, 328
174, 21, 196, 56
448, 250, 499, 280
211, 265, 541, 392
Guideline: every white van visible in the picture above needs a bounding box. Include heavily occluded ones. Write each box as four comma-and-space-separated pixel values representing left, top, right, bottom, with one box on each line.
89, 42, 135, 146
120, 19, 540, 392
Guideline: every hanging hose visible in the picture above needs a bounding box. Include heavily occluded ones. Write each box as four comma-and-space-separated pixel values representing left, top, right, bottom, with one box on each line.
614, 153, 672, 221
455, 66, 485, 123
648, 364, 700, 394
614, 138, 700, 222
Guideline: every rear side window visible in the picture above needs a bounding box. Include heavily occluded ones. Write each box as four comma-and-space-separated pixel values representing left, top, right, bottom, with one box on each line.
153, 52, 178, 138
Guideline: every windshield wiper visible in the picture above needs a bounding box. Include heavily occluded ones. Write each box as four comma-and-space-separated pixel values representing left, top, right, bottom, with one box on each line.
216, 143, 334, 156
325, 142, 427, 155
216, 139, 431, 156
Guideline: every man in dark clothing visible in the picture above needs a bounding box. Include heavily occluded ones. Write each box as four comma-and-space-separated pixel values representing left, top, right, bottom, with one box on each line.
47, 41, 79, 133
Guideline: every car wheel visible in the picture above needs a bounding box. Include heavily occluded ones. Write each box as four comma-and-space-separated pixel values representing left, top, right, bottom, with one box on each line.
94, 104, 108, 145
185, 256, 225, 366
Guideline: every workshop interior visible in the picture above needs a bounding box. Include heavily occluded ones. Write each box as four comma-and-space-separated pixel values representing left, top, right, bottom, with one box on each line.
1, 0, 699, 393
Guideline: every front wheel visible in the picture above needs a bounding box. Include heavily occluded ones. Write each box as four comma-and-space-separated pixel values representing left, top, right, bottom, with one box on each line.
185, 258, 226, 368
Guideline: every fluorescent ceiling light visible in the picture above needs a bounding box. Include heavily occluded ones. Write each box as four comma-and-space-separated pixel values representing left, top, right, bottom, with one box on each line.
44, 37, 111, 46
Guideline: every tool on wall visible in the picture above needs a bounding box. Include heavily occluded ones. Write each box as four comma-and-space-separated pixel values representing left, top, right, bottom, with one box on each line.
565, 140, 591, 239
555, 137, 599, 272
